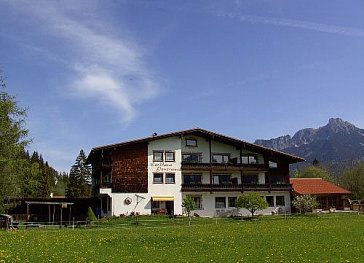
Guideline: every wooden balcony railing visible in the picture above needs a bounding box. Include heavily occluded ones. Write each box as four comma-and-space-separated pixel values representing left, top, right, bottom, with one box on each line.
181, 161, 267, 171
181, 183, 292, 192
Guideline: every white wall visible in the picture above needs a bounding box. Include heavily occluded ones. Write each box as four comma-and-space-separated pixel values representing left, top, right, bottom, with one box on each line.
101, 136, 289, 217
183, 191, 291, 217
181, 135, 210, 162
148, 137, 183, 215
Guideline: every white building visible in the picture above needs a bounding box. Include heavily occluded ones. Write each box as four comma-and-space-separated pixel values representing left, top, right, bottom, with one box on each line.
87, 128, 304, 217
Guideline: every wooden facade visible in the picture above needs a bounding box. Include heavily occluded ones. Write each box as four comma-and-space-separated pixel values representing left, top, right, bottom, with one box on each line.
112, 143, 148, 193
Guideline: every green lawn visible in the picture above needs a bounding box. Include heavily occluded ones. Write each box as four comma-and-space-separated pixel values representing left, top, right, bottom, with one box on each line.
0, 214, 363, 262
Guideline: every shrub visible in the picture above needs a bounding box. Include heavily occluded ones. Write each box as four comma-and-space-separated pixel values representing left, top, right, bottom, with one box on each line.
86, 207, 97, 221
292, 195, 318, 214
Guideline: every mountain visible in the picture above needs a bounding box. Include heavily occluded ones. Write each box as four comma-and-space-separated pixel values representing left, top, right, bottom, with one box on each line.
255, 118, 364, 171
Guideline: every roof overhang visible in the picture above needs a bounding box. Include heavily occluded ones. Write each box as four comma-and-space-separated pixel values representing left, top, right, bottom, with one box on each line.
87, 128, 305, 164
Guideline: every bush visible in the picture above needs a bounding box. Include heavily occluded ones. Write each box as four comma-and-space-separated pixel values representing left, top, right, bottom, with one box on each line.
86, 207, 97, 221
292, 195, 318, 214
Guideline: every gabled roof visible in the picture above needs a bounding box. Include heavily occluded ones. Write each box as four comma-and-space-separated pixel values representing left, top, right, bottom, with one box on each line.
87, 128, 305, 163
290, 178, 351, 195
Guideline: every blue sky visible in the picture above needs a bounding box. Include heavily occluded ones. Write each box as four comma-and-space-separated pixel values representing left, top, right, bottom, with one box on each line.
1, 0, 364, 172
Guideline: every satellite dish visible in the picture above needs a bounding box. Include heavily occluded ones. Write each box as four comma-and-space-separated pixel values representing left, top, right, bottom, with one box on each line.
124, 197, 132, 205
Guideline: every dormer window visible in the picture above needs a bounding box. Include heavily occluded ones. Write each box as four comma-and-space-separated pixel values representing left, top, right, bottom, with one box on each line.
186, 138, 197, 147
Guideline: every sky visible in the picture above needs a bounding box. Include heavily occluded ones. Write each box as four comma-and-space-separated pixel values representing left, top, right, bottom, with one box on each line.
1, 0, 364, 172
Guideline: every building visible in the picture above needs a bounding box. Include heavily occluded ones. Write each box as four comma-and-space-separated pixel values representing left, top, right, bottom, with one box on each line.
290, 178, 351, 210
87, 128, 304, 217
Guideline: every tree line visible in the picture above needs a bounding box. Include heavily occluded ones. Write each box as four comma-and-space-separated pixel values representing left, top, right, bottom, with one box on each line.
293, 159, 364, 200
0, 73, 91, 213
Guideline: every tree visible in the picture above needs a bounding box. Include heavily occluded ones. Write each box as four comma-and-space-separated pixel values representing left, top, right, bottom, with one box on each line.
52, 172, 68, 196
312, 158, 320, 166
66, 150, 92, 198
0, 74, 29, 212
236, 192, 268, 217
341, 163, 364, 200
182, 196, 196, 225
292, 194, 318, 214
294, 165, 334, 182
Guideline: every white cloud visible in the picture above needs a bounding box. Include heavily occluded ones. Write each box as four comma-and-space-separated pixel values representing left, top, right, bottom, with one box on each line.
73, 72, 136, 122
6, 0, 160, 123
213, 11, 364, 38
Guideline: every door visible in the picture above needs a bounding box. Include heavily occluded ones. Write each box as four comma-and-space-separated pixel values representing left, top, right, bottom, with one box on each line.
165, 201, 174, 216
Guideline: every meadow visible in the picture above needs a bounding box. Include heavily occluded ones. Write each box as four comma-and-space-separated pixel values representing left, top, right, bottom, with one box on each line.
0, 213, 363, 262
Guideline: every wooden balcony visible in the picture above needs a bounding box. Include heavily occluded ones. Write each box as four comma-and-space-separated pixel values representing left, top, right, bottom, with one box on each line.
181, 183, 292, 192
181, 161, 268, 172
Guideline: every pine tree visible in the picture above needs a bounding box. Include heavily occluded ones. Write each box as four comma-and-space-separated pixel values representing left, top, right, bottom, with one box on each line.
0, 74, 29, 212
66, 150, 91, 198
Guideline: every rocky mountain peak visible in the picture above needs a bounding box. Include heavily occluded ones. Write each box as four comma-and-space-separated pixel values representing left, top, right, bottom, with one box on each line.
254, 118, 364, 170
325, 118, 358, 134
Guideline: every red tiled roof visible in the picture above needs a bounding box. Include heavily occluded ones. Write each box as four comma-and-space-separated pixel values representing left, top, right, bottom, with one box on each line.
290, 178, 351, 195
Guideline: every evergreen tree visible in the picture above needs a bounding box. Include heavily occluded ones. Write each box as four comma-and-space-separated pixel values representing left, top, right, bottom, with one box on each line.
0, 74, 29, 212
52, 172, 68, 196
39, 162, 54, 197
66, 150, 91, 198
21, 162, 41, 197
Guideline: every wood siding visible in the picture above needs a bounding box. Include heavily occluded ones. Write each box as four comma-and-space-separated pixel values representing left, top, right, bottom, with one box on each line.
112, 142, 148, 193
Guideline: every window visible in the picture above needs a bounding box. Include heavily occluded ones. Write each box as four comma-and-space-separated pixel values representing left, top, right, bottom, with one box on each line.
215, 197, 226, 208
242, 175, 258, 184
165, 151, 175, 162
182, 153, 202, 163
269, 161, 278, 168
276, 196, 285, 206
188, 195, 202, 209
213, 174, 231, 185
271, 174, 285, 184
153, 151, 163, 162
183, 174, 202, 185
152, 201, 160, 209
165, 173, 175, 184
186, 138, 197, 147
228, 197, 237, 208
241, 155, 257, 164
153, 173, 163, 184
212, 154, 230, 163
266, 196, 274, 207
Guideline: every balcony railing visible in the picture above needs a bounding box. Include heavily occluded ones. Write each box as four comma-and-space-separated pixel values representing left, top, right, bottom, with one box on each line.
100, 182, 112, 189
181, 161, 267, 171
181, 183, 292, 192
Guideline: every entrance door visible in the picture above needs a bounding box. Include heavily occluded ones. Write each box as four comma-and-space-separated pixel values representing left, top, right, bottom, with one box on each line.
165, 201, 174, 216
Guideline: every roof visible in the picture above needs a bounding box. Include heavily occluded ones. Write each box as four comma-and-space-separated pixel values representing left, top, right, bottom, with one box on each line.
290, 178, 351, 195
87, 128, 305, 164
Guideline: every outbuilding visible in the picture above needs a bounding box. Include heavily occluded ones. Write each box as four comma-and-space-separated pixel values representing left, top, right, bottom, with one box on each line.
290, 178, 351, 210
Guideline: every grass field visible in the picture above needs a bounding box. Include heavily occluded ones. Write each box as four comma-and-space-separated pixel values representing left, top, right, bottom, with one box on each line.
0, 213, 363, 262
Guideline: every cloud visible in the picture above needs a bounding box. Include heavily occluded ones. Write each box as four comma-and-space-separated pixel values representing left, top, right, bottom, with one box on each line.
5, 0, 160, 123
72, 72, 136, 122
212, 11, 364, 38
